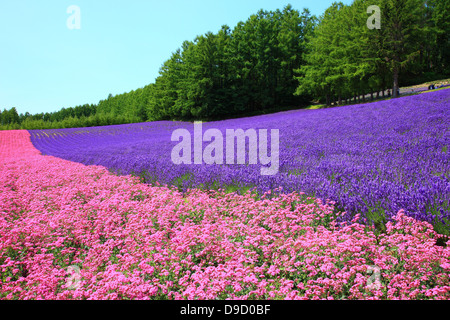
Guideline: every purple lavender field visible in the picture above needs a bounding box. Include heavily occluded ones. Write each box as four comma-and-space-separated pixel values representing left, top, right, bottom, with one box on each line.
29, 89, 450, 231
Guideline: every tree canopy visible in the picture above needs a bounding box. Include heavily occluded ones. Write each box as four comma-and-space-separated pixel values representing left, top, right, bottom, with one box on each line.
2, 1, 448, 130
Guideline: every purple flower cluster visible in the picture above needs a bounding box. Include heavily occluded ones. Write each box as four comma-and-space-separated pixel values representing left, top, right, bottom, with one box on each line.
29, 89, 450, 229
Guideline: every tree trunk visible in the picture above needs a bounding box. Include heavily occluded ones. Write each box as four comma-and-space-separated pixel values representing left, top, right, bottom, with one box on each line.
393, 68, 399, 98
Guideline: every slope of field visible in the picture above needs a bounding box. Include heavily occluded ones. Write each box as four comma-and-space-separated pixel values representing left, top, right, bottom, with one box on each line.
1, 130, 449, 300
29, 89, 450, 231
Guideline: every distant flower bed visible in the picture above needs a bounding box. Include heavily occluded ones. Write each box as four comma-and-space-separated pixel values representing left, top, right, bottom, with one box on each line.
29, 89, 450, 232
1, 131, 449, 300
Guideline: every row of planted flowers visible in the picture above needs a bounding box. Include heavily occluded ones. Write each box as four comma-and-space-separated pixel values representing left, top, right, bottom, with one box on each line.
0, 131, 449, 300
28, 89, 450, 230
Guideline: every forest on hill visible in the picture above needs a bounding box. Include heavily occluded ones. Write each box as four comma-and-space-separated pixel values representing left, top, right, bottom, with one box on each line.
1, 0, 449, 130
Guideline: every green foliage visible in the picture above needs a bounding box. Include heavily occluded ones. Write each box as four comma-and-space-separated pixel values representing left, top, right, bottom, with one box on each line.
295, 0, 449, 105
2, 1, 448, 130
148, 6, 313, 121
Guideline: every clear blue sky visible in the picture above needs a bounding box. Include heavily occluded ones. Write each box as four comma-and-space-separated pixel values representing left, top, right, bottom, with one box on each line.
0, 0, 351, 115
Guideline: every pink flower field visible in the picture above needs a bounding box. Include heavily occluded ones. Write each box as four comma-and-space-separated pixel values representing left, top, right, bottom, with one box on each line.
0, 130, 449, 300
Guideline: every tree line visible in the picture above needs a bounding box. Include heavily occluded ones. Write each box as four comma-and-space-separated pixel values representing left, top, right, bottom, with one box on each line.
297, 0, 449, 105
1, 1, 449, 130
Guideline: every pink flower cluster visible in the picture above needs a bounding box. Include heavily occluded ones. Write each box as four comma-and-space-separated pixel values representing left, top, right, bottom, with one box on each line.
1, 131, 449, 300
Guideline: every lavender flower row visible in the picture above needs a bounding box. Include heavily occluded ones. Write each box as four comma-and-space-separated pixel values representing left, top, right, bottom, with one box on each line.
29, 89, 450, 229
